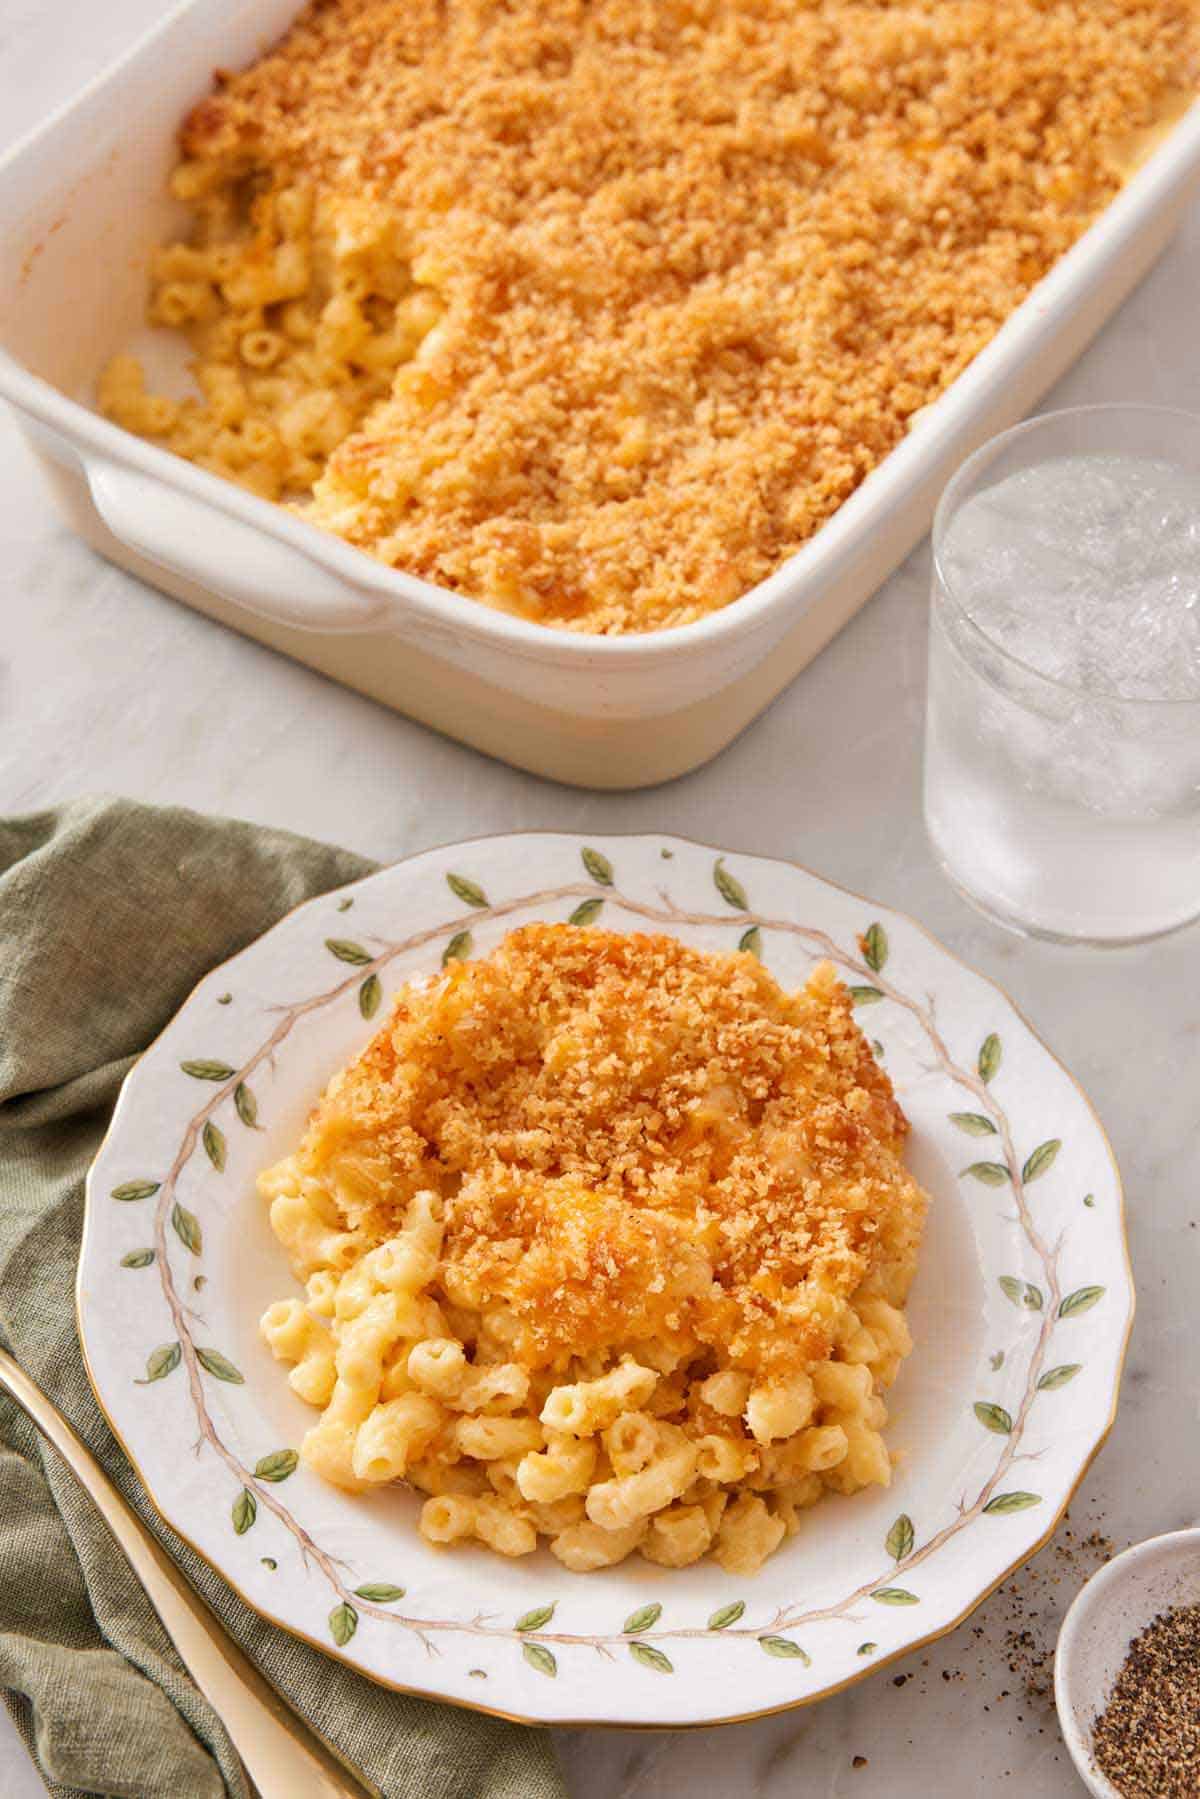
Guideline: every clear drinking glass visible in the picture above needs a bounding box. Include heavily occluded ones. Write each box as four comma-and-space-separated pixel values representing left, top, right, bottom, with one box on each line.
924, 405, 1200, 945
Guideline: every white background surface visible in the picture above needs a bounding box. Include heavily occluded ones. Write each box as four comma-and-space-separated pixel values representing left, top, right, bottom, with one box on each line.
1, 5, 1198, 1795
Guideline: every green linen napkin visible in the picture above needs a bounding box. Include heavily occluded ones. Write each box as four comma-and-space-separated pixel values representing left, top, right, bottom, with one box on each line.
0, 797, 567, 1799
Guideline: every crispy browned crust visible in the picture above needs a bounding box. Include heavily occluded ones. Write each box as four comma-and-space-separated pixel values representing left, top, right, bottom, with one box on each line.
173, 0, 1200, 631
294, 924, 929, 1374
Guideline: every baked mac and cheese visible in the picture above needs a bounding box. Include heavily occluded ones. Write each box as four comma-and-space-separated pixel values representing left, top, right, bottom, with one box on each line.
258, 924, 929, 1573
99, 0, 1199, 633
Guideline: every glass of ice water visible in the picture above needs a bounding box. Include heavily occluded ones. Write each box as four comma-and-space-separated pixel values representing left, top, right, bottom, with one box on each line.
924, 405, 1200, 944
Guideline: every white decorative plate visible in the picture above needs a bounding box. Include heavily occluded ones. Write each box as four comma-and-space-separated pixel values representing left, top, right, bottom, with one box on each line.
77, 834, 1132, 1727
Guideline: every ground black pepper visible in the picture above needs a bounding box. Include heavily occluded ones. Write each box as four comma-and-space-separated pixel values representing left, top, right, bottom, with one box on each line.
1093, 1603, 1200, 1797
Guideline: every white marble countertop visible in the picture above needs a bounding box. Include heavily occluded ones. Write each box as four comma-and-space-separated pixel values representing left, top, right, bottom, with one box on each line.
1, 5, 1198, 1794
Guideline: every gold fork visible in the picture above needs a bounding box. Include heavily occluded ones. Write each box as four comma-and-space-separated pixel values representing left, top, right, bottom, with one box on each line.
0, 1347, 380, 1799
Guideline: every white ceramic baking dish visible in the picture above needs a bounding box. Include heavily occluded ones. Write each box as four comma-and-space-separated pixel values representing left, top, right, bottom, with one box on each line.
1, 3, 1198, 789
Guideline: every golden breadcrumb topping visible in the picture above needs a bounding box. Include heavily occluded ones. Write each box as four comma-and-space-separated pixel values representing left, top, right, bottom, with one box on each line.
297, 924, 928, 1373
128, 0, 1200, 632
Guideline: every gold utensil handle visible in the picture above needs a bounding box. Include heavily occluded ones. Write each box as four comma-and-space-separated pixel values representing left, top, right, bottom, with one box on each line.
0, 1348, 380, 1799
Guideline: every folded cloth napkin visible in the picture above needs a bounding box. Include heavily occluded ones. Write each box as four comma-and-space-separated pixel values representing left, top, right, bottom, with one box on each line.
0, 798, 567, 1799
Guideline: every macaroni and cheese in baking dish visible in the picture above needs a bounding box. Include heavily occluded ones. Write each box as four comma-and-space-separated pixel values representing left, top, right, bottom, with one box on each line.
97, 0, 1200, 634
257, 924, 929, 1573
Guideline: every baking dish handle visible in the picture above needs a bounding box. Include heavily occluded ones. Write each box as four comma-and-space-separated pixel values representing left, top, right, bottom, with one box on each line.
84, 459, 387, 634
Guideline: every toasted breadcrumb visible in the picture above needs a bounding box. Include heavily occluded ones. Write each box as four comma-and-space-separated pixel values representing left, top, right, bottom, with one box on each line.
293, 924, 928, 1374
144, 0, 1199, 631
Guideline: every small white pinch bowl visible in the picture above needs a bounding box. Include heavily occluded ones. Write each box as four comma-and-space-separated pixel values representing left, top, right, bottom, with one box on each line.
1055, 1525, 1200, 1796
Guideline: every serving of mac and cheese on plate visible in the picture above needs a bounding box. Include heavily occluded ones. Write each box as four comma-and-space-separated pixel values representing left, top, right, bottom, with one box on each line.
257, 922, 928, 1574
78, 834, 1131, 1723
96, 0, 1200, 633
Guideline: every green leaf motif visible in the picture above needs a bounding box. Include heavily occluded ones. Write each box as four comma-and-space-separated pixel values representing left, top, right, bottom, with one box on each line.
713, 858, 748, 911
232, 1489, 257, 1535
442, 930, 472, 966
111, 1180, 159, 1203
990, 1350, 1005, 1371
738, 926, 762, 959
581, 847, 614, 886
1023, 1284, 1044, 1311
759, 1636, 810, 1662
171, 1202, 202, 1256
355, 1584, 406, 1603
254, 1449, 299, 1483
358, 974, 382, 1020
181, 1059, 235, 1082
261, 1558, 277, 1570
137, 1343, 180, 1385
708, 1600, 745, 1631
998, 1276, 1024, 1306
194, 1275, 207, 1292
196, 1347, 244, 1385
885, 1514, 914, 1562
329, 1602, 357, 1648
202, 1121, 226, 1172
872, 1588, 919, 1606
120, 1249, 156, 1269
857, 1642, 878, 1657
1022, 1139, 1061, 1184
872, 1039, 885, 1059
623, 1603, 663, 1635
1038, 1364, 1083, 1392
234, 1082, 259, 1129
974, 1401, 1013, 1435
1059, 1286, 1105, 1319
978, 1034, 1002, 1083
217, 993, 232, 1006
849, 986, 883, 1006
984, 1491, 1042, 1515
522, 1642, 557, 1678
949, 1112, 997, 1137
569, 898, 604, 927
337, 896, 354, 911
962, 1161, 1010, 1187
516, 1604, 556, 1633
325, 938, 372, 966
861, 922, 889, 973
630, 1643, 673, 1673
447, 873, 489, 909
1083, 1193, 1096, 1208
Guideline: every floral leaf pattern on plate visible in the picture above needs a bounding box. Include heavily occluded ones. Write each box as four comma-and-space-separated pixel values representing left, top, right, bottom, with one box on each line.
860, 922, 888, 972
885, 1514, 914, 1562
974, 1402, 1013, 1435
1037, 1364, 1082, 1391
111, 1180, 159, 1203
447, 873, 489, 909
1059, 1286, 1105, 1319
516, 1604, 556, 1632
136, 1343, 180, 1385
581, 848, 614, 886
949, 1112, 997, 1137
713, 858, 748, 910
83, 833, 1130, 1721
202, 1121, 226, 1172
1022, 1140, 1061, 1183
325, 939, 372, 966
